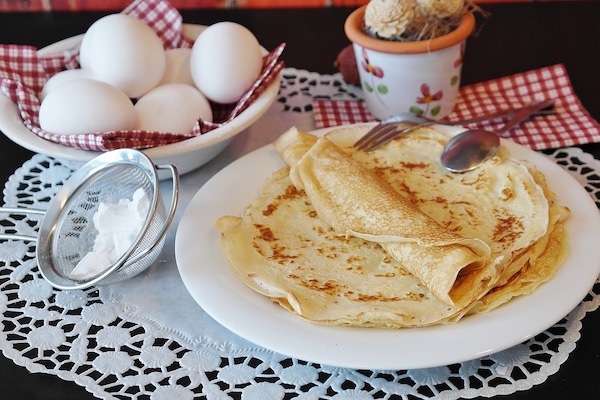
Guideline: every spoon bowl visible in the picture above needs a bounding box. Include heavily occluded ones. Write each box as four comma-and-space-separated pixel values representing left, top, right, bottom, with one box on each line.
440, 129, 501, 172
439, 99, 555, 172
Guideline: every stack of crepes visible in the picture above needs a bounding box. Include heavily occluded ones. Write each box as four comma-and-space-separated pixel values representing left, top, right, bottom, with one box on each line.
216, 125, 570, 327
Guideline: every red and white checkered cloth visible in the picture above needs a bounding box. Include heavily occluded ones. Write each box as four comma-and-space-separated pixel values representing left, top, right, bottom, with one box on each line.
314, 64, 600, 151
0, 0, 285, 151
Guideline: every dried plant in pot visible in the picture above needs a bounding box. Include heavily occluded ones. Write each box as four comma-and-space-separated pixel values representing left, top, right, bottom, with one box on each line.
344, 0, 476, 120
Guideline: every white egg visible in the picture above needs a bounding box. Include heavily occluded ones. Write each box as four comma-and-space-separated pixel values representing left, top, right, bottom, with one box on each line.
39, 79, 136, 135
134, 83, 213, 135
79, 14, 166, 98
40, 68, 95, 100
190, 22, 263, 104
159, 48, 195, 86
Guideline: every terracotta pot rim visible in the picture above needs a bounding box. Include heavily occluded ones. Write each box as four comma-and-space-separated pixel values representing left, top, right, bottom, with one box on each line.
344, 5, 475, 54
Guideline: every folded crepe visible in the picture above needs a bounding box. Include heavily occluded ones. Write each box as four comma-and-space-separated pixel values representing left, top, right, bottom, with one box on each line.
274, 128, 496, 309
324, 126, 568, 313
217, 167, 471, 327
216, 125, 567, 328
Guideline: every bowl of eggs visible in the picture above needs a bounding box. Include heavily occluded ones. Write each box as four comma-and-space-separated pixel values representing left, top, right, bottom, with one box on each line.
0, 15, 281, 176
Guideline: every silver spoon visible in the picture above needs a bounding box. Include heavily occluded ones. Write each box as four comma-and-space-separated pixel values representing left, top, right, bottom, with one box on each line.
440, 129, 500, 173
440, 99, 555, 173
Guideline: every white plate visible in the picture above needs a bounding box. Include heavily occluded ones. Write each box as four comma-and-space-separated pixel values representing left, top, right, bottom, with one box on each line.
175, 126, 600, 370
0, 24, 280, 176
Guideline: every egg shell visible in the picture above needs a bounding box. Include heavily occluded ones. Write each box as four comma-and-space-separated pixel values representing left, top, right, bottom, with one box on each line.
190, 22, 263, 104
134, 83, 213, 135
79, 14, 166, 98
39, 79, 136, 135
159, 48, 195, 86
40, 68, 95, 101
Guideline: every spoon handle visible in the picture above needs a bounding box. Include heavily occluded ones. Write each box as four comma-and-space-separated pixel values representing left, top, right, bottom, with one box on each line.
498, 99, 555, 133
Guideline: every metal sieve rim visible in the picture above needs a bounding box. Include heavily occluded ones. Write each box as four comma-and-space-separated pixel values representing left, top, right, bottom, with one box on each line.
36, 149, 168, 290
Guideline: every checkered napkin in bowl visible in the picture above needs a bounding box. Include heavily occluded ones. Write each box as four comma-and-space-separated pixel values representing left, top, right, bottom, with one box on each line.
314, 64, 600, 151
0, 0, 285, 151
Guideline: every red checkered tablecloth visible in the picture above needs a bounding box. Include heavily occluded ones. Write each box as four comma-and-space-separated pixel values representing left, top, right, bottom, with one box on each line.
0, 0, 284, 151
314, 64, 600, 151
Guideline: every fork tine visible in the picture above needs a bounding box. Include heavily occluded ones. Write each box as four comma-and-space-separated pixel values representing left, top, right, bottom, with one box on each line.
355, 125, 398, 151
360, 123, 425, 152
353, 122, 393, 148
354, 123, 399, 150
353, 113, 422, 148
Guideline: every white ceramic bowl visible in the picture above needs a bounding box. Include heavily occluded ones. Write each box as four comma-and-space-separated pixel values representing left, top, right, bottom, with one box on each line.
0, 24, 280, 176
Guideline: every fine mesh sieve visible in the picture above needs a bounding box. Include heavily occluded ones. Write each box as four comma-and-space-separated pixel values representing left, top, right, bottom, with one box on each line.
0, 149, 179, 290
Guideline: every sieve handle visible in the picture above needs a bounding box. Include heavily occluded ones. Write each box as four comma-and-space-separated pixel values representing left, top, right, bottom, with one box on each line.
0, 207, 45, 242
123, 164, 180, 267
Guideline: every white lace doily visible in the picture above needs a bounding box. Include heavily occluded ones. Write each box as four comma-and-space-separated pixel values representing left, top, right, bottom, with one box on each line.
1, 68, 599, 400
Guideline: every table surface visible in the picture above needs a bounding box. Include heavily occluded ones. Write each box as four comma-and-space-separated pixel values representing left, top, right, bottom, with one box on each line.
0, 2, 598, 399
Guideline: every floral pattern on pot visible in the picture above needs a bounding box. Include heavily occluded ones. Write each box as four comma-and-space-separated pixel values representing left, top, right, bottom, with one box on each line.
358, 44, 465, 119
352, 40, 467, 120
360, 48, 388, 98
410, 83, 443, 117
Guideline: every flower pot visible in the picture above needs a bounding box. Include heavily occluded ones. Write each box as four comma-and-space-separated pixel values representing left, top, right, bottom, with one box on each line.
344, 5, 475, 120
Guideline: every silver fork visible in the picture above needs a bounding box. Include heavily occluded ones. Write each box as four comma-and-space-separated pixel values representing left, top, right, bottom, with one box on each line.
353, 101, 556, 152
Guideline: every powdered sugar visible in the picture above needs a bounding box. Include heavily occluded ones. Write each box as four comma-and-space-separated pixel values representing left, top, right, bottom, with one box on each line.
70, 188, 151, 280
